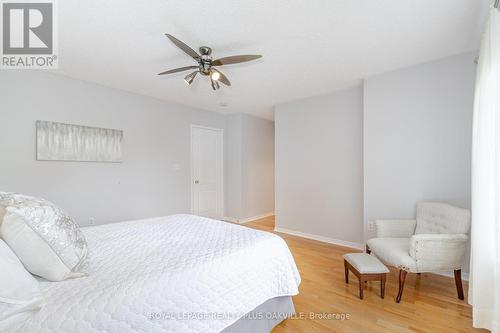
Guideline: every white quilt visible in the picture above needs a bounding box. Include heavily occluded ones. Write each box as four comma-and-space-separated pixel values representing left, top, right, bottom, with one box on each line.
1, 214, 301, 333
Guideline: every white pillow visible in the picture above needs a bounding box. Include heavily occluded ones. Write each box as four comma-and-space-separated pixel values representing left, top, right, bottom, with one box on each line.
0, 193, 88, 281
0, 239, 42, 321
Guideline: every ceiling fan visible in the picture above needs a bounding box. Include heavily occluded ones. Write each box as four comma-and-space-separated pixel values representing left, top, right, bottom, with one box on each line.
158, 34, 262, 90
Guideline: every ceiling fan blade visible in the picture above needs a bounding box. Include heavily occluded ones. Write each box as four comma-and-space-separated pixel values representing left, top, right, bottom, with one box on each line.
158, 66, 198, 75
165, 34, 200, 60
211, 68, 231, 86
212, 55, 262, 66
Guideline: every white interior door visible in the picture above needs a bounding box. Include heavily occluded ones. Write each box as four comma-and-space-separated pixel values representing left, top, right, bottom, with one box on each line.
191, 125, 224, 219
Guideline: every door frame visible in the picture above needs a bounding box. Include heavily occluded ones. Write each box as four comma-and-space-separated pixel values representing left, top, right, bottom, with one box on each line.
190, 124, 224, 218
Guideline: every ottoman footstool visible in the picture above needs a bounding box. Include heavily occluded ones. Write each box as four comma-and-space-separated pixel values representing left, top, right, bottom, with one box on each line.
343, 253, 389, 299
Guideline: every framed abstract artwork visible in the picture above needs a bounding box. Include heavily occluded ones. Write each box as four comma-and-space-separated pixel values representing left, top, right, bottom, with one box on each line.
36, 121, 123, 162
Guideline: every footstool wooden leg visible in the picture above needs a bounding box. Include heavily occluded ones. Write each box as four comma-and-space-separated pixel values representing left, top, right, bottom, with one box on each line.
358, 277, 364, 299
344, 260, 349, 283
381, 275, 386, 299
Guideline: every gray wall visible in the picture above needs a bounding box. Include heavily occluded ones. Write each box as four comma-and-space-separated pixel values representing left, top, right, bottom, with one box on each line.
0, 71, 227, 226
241, 114, 275, 218
363, 53, 476, 274
224, 114, 243, 219
273, 52, 475, 252
225, 113, 275, 220
363, 52, 476, 235
275, 87, 364, 245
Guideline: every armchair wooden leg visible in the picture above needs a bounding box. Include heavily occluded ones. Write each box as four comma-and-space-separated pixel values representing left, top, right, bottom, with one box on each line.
454, 269, 464, 300
396, 270, 407, 303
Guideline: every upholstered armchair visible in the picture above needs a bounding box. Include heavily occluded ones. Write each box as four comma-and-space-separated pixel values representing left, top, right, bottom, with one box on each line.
366, 202, 471, 303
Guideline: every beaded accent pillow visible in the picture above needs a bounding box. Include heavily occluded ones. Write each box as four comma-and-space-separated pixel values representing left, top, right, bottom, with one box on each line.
0, 192, 88, 281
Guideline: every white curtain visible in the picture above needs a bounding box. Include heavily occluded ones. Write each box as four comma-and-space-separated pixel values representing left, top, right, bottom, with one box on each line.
469, 6, 500, 333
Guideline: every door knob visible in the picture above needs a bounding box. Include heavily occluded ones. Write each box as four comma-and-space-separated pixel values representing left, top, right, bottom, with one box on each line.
194, 180, 199, 184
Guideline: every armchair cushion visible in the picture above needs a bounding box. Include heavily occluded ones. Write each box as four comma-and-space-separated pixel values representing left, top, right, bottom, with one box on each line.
409, 234, 468, 272
366, 238, 417, 272
415, 202, 471, 235
375, 219, 416, 238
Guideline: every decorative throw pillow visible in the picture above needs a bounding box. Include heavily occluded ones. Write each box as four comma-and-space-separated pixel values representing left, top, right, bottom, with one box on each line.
0, 193, 88, 281
0, 239, 43, 321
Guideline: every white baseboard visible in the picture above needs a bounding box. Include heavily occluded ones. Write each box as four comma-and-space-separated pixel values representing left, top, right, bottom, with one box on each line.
223, 212, 275, 224
432, 270, 469, 281
274, 227, 364, 250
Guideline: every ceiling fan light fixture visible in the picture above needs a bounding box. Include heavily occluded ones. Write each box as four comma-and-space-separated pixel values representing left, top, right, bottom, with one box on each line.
211, 78, 220, 90
211, 71, 220, 81
184, 71, 197, 85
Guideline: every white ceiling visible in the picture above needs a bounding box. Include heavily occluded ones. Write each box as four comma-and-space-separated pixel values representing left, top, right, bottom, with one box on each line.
56, 0, 490, 120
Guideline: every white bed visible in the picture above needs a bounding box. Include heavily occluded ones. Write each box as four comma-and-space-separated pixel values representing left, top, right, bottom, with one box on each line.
1, 214, 301, 333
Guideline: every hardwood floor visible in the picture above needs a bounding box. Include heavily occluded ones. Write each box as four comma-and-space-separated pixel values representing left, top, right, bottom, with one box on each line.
244, 216, 484, 333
